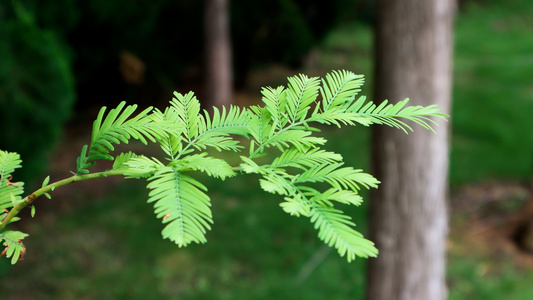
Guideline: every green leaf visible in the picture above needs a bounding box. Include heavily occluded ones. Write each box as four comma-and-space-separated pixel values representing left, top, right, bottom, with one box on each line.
312, 188, 363, 206
150, 107, 184, 159
309, 206, 378, 261
261, 86, 288, 128
124, 156, 164, 179
0, 150, 22, 182
280, 194, 310, 217
348, 98, 447, 133
172, 153, 235, 180
202, 105, 250, 136
309, 97, 374, 127
266, 129, 326, 152
31, 206, 36, 218
88, 101, 171, 162
112, 152, 140, 171
170, 92, 201, 140
41, 176, 50, 188
254, 161, 377, 260
161, 95, 249, 158
0, 150, 24, 211
0, 185, 24, 211
259, 172, 295, 196
239, 156, 264, 174
319, 70, 364, 112
285, 74, 321, 122
191, 106, 249, 152
270, 147, 342, 170
296, 163, 380, 191
76, 145, 95, 174
0, 230, 28, 264
146, 167, 213, 247
245, 106, 275, 152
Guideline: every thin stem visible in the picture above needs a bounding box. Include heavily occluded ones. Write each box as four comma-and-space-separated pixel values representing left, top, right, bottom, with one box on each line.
0, 169, 127, 231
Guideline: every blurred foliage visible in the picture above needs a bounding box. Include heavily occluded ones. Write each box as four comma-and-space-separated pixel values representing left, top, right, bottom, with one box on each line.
48, 0, 364, 105
0, 1, 75, 184
231, 0, 365, 84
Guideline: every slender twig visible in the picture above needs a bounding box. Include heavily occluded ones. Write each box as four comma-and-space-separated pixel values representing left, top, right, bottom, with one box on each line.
0, 169, 126, 231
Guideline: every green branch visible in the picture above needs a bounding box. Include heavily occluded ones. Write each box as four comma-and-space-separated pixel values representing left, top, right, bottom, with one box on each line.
0, 169, 126, 231
1, 70, 449, 265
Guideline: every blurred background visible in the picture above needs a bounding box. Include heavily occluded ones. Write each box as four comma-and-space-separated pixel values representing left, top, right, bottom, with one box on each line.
1, 0, 533, 299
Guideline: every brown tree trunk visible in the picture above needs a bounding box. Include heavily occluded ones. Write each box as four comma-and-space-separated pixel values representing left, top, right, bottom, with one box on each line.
366, 1, 455, 300
204, 0, 232, 107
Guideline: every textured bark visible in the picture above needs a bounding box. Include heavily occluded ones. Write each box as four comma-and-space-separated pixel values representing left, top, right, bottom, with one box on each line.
204, 0, 232, 107
366, 1, 455, 300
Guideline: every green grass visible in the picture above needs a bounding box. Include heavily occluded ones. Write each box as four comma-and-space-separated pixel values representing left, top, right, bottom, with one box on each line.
447, 252, 533, 300
3, 0, 533, 298
451, 0, 533, 183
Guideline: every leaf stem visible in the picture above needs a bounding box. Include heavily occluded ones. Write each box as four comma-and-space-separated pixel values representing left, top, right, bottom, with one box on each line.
0, 169, 126, 231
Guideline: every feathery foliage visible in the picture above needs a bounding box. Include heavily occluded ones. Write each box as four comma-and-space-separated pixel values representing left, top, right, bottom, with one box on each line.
0, 150, 27, 264
0, 70, 448, 265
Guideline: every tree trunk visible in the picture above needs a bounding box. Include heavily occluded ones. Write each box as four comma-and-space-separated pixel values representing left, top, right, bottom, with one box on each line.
204, 0, 232, 107
366, 1, 455, 300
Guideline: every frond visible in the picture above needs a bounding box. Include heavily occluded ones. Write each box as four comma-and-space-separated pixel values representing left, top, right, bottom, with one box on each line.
311, 188, 363, 206
0, 183, 24, 211
170, 91, 201, 140
0, 150, 24, 211
165, 96, 248, 156
0, 150, 22, 181
239, 156, 266, 175
112, 152, 140, 171
243, 106, 270, 146
319, 70, 364, 112
89, 101, 171, 161
160, 134, 184, 158
279, 194, 311, 217
151, 107, 184, 159
310, 206, 378, 261
146, 167, 212, 247
192, 105, 249, 152
270, 147, 343, 170
309, 109, 371, 128
150, 107, 184, 135
172, 153, 235, 180
124, 156, 164, 178
202, 105, 250, 137
285, 74, 321, 122
0, 230, 28, 264
349, 98, 448, 133
253, 159, 377, 260
309, 96, 374, 127
195, 135, 243, 153
261, 86, 288, 128
75, 145, 94, 174
266, 129, 326, 152
259, 171, 296, 196
295, 163, 380, 191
